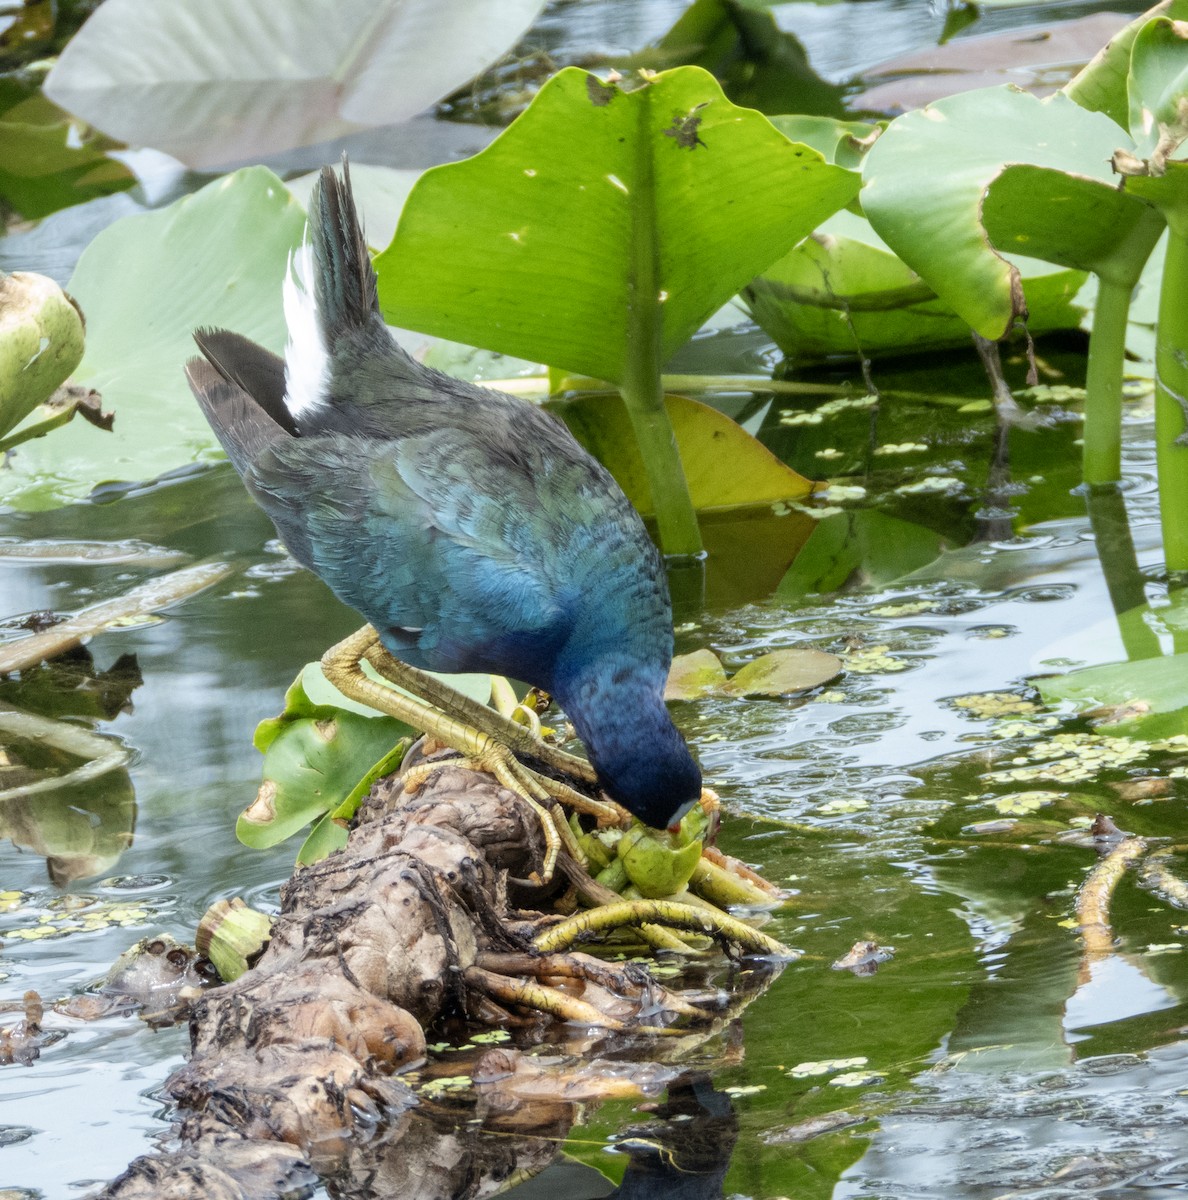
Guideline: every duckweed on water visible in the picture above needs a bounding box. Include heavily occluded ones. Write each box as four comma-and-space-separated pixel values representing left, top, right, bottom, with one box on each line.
983, 733, 1150, 785
0, 892, 155, 942
778, 394, 878, 426
868, 600, 939, 617
840, 644, 911, 674
787, 1056, 870, 1078
949, 692, 1041, 719
988, 791, 1061, 816
894, 476, 964, 496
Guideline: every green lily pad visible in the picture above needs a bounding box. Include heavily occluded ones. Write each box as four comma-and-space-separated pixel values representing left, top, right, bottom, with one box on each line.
743, 207, 1089, 364
1034, 651, 1188, 740
862, 87, 1140, 339
617, 825, 703, 898
376, 65, 859, 386
0, 167, 305, 511
664, 649, 728, 701
0, 270, 85, 440
722, 648, 842, 697
665, 647, 842, 700
44, 0, 545, 168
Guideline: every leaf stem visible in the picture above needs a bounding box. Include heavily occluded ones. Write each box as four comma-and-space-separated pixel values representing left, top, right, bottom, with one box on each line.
1082, 277, 1132, 484
620, 94, 703, 558
1155, 224, 1188, 572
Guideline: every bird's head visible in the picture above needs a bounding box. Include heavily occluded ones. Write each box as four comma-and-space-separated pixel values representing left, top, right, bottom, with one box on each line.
585, 690, 703, 831
553, 652, 702, 831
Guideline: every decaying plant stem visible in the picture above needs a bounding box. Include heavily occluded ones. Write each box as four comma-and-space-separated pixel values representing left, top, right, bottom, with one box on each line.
1075, 834, 1147, 957
90, 748, 782, 1199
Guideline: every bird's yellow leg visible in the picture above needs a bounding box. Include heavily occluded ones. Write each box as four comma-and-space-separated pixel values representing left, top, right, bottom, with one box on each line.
321, 626, 614, 883
360, 640, 600, 786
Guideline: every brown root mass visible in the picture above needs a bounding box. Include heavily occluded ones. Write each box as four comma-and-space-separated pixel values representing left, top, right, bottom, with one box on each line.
93, 750, 763, 1199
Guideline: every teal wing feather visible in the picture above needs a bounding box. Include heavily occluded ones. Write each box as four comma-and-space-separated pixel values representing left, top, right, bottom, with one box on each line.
244, 430, 570, 676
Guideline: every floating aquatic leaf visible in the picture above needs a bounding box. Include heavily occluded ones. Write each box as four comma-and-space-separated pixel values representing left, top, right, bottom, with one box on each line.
744, 207, 1089, 365
721, 648, 842, 697
1035, 651, 1188, 741
665, 647, 841, 701
664, 649, 728, 701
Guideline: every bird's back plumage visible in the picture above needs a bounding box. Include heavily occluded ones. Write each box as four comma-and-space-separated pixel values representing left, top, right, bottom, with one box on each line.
185, 162, 701, 829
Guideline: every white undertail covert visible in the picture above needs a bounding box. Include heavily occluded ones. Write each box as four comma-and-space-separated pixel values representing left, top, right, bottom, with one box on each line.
281, 240, 330, 422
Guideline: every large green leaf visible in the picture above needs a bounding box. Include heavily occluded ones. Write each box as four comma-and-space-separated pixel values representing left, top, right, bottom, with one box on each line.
862, 88, 1137, 339
376, 65, 860, 384
44, 0, 545, 168
982, 165, 1166, 286
241, 669, 411, 851
767, 115, 879, 170
1129, 16, 1188, 160
1065, 1, 1188, 129
1034, 653, 1188, 740
0, 167, 305, 510
743, 207, 1090, 363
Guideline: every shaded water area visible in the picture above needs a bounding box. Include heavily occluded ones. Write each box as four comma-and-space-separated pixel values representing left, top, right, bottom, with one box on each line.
4, 0, 1188, 1197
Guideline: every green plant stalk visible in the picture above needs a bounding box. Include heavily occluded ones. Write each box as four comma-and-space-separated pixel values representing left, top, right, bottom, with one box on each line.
1084, 484, 1163, 660
1155, 223, 1188, 572
0, 404, 78, 453
1081, 276, 1132, 484
619, 100, 703, 558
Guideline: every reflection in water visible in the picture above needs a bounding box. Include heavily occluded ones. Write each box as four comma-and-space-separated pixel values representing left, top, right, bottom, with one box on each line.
609, 1075, 737, 1200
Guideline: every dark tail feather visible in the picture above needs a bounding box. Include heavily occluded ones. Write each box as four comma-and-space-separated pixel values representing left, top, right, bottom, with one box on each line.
184, 358, 286, 475
310, 159, 381, 339
193, 328, 298, 436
